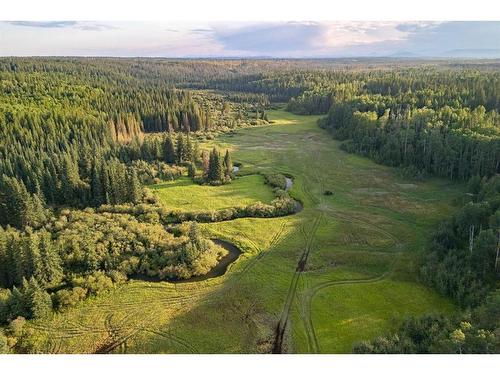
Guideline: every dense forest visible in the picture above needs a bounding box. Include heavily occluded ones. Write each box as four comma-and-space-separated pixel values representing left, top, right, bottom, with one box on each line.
0, 58, 273, 224
309, 69, 500, 180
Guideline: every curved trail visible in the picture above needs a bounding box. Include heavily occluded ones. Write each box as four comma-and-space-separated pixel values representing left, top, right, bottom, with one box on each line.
301, 262, 399, 353
298, 209, 402, 353
288, 165, 404, 354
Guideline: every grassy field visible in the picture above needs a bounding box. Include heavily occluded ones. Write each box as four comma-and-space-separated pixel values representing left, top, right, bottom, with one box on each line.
25, 109, 463, 354
150, 174, 275, 211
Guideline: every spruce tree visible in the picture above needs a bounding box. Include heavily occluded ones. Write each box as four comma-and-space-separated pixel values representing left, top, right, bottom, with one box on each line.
0, 175, 32, 229
23, 277, 52, 319
29, 191, 47, 228
176, 134, 185, 164
37, 230, 62, 287
188, 222, 203, 252
5, 231, 24, 287
22, 230, 41, 281
90, 161, 104, 207
100, 164, 111, 205
188, 162, 197, 178
163, 135, 176, 164
0, 227, 7, 287
223, 150, 233, 178
201, 150, 210, 176
207, 148, 223, 182
185, 135, 194, 162
193, 141, 201, 163
127, 169, 142, 204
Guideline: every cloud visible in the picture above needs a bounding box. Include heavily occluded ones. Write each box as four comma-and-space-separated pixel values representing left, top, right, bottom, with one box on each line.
1, 21, 499, 57
395, 22, 440, 33
209, 22, 325, 54
190, 28, 213, 33
4, 21, 117, 31
6, 21, 78, 28
392, 21, 500, 56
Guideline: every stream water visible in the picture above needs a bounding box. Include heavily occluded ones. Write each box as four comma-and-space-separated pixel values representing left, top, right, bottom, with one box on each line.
130, 239, 242, 284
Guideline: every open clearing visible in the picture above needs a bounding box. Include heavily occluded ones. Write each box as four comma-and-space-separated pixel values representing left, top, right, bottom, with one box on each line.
26, 110, 463, 353
150, 174, 275, 211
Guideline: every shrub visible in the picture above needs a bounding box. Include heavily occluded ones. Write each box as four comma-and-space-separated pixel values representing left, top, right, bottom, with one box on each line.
262, 172, 287, 190
54, 287, 88, 310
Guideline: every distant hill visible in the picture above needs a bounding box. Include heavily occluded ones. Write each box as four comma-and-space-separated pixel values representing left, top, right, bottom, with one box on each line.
441, 49, 500, 58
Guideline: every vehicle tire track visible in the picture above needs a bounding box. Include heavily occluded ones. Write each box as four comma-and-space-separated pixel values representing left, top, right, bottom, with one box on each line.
301, 256, 400, 353
144, 329, 199, 353
272, 212, 323, 353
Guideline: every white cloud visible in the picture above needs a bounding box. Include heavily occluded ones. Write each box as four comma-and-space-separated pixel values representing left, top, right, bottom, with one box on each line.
0, 21, 498, 57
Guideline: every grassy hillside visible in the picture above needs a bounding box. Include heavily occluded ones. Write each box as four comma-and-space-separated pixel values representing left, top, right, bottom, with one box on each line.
23, 110, 463, 353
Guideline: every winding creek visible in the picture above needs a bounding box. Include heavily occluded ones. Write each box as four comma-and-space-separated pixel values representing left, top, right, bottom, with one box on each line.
185, 177, 297, 283
172, 239, 242, 283
135, 177, 297, 284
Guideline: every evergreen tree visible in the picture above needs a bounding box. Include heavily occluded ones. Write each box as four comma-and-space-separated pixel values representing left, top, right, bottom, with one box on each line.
100, 163, 111, 205
185, 135, 194, 162
6, 231, 24, 287
0, 227, 7, 287
90, 161, 104, 207
9, 286, 28, 319
187, 162, 197, 178
163, 135, 176, 164
61, 155, 84, 205
23, 277, 52, 319
188, 222, 203, 251
193, 141, 201, 163
22, 230, 41, 281
0, 175, 32, 229
37, 230, 62, 287
223, 150, 233, 178
201, 150, 210, 176
207, 148, 223, 182
127, 169, 142, 204
176, 133, 185, 164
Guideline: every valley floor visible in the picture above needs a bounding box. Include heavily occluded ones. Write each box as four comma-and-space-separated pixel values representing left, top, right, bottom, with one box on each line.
26, 110, 462, 353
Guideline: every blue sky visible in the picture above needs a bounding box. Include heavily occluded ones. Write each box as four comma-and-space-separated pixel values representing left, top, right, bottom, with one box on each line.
0, 21, 499, 57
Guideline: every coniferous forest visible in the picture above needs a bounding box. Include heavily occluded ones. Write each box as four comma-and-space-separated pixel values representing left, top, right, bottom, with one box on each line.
0, 57, 498, 354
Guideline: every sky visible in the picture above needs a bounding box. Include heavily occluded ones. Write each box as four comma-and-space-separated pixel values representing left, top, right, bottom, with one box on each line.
0, 21, 499, 58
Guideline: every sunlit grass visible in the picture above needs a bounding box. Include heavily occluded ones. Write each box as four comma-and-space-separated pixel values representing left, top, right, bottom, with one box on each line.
150, 175, 275, 211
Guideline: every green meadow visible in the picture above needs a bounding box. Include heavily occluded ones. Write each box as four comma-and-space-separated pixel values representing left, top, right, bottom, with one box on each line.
25, 110, 463, 353
150, 175, 275, 211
